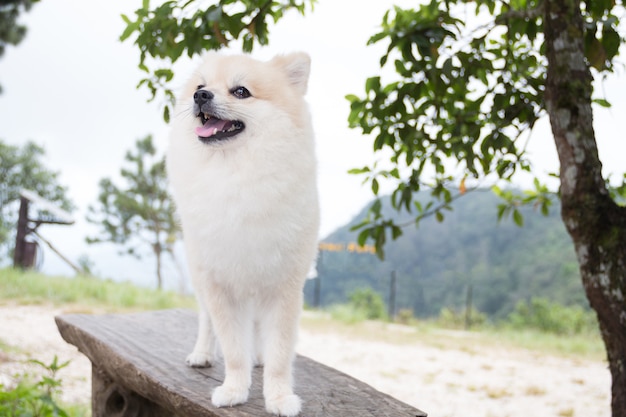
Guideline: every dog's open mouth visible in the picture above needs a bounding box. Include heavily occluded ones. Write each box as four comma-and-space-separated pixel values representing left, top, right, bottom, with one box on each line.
195, 113, 245, 143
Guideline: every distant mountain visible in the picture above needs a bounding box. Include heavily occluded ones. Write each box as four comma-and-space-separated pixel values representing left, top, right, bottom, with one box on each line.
304, 189, 588, 319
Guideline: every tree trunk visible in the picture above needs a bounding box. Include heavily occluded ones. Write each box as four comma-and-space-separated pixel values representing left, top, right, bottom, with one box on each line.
544, 1, 626, 416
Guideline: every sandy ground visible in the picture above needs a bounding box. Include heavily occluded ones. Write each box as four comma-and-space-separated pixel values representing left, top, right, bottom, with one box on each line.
0, 304, 611, 417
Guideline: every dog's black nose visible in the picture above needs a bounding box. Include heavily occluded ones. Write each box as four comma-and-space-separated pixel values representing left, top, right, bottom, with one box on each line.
193, 90, 214, 105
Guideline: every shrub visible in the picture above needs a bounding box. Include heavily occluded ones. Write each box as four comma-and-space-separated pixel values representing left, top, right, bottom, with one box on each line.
348, 287, 388, 320
327, 287, 388, 324
395, 308, 415, 325
329, 303, 369, 324
437, 307, 487, 329
506, 297, 598, 334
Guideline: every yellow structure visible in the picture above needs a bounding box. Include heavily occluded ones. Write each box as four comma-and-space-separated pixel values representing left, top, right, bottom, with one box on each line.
318, 242, 376, 254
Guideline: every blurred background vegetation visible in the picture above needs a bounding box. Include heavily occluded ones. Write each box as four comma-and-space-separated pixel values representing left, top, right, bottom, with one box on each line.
307, 190, 589, 325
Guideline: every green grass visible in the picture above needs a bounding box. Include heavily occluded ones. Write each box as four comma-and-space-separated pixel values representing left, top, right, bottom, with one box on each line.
479, 326, 606, 359
0, 268, 197, 415
0, 268, 606, 360
302, 308, 606, 361
0, 268, 195, 312
327, 303, 369, 324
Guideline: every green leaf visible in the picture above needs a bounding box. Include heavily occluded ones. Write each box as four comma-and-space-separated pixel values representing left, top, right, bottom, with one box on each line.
350, 218, 371, 232
601, 26, 621, 62
391, 224, 403, 239
357, 229, 370, 247
513, 209, 524, 226
205, 5, 222, 21
154, 68, 174, 82
371, 198, 382, 217
593, 98, 612, 108
365, 76, 381, 93
585, 36, 606, 70
119, 19, 138, 41
368, 31, 388, 45
372, 178, 380, 195
496, 203, 507, 221
374, 228, 386, 260
348, 166, 371, 175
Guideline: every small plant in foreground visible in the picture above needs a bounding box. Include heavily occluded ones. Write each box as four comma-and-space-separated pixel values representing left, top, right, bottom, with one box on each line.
0, 356, 74, 417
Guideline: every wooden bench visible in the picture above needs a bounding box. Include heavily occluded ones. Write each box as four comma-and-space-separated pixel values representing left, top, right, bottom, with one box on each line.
55, 309, 427, 417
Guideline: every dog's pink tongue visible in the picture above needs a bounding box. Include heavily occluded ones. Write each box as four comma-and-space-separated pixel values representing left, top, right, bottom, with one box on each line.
195, 118, 229, 138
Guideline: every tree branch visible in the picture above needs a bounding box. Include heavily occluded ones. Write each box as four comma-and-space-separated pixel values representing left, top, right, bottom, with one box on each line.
397, 185, 480, 228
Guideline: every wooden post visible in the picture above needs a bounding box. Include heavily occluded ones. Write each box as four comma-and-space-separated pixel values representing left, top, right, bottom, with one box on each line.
314, 251, 322, 308
388, 270, 397, 320
12, 190, 76, 272
13, 196, 30, 268
464, 283, 473, 330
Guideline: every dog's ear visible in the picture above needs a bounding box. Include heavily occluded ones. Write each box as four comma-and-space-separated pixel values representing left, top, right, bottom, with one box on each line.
272, 52, 311, 95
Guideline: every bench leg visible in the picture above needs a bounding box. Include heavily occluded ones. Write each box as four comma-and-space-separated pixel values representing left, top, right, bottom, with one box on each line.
91, 365, 172, 417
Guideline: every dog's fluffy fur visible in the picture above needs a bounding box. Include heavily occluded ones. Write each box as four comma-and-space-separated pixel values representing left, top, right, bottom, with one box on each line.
166, 52, 319, 416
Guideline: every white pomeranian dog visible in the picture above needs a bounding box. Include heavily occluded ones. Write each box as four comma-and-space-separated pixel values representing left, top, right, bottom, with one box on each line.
166, 52, 319, 416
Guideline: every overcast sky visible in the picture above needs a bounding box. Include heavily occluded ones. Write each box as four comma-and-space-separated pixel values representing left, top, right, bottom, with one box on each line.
1, 0, 625, 289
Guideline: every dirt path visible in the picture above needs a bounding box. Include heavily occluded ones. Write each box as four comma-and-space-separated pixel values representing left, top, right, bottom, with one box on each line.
0, 305, 610, 417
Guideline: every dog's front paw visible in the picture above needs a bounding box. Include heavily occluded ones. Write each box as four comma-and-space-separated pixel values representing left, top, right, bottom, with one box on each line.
265, 394, 301, 417
211, 384, 249, 408
185, 351, 213, 368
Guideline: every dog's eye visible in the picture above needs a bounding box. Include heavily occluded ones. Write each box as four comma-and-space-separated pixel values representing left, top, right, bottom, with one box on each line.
231, 86, 251, 99
196, 85, 205, 90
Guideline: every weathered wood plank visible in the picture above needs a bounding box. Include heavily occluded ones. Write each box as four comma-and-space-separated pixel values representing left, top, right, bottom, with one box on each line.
55, 309, 427, 417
